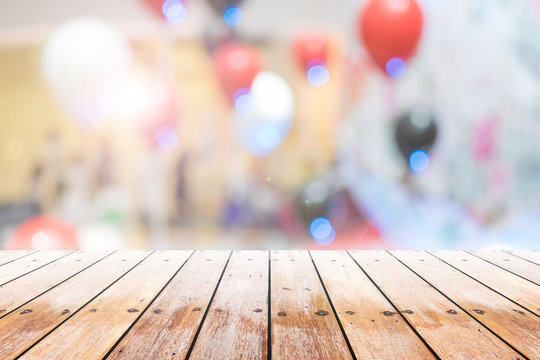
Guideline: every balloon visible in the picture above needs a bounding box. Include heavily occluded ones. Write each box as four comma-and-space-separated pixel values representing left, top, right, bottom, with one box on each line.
212, 42, 263, 103
232, 71, 294, 155
358, 0, 423, 73
293, 30, 329, 70
141, 0, 166, 18
42, 17, 132, 126
394, 106, 437, 160
6, 215, 80, 250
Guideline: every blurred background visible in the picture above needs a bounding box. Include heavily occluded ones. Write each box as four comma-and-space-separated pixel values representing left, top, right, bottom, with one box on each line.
0, 0, 539, 250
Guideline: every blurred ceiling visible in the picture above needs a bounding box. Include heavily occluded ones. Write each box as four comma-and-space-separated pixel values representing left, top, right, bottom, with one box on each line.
0, 0, 358, 46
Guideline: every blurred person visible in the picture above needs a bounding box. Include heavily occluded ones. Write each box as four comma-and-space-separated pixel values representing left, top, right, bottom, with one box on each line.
57, 156, 90, 224
27, 165, 45, 210
173, 152, 190, 225
43, 130, 65, 206
135, 143, 170, 248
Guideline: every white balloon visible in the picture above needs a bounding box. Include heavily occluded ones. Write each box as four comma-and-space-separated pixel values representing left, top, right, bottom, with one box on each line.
250, 71, 295, 120
42, 17, 132, 125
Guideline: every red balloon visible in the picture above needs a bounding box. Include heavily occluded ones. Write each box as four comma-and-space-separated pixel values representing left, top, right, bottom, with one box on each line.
359, 0, 423, 72
212, 43, 263, 103
6, 215, 80, 250
141, 0, 166, 19
293, 31, 329, 71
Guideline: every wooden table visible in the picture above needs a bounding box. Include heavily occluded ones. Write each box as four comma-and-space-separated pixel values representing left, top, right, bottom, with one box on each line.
0, 250, 538, 359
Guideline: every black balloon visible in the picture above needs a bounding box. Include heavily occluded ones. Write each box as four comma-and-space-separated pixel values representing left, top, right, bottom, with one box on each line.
394, 106, 438, 160
205, 0, 244, 14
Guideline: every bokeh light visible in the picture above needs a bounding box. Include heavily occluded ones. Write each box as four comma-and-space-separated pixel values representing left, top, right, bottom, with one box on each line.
309, 217, 336, 245
232, 71, 295, 156
409, 149, 430, 173
31, 231, 51, 250
223, 5, 244, 26
234, 91, 255, 114
162, 0, 187, 24
156, 127, 179, 151
385, 57, 406, 78
307, 64, 330, 87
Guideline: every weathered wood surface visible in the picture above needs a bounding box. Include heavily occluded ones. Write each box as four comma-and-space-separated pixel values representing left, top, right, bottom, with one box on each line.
189, 250, 268, 360
20, 251, 192, 359
0, 250, 38, 265
311, 251, 435, 359
430, 250, 540, 315
270, 250, 353, 359
0, 250, 111, 316
504, 250, 540, 266
0, 250, 73, 285
0, 250, 538, 359
349, 250, 526, 359
467, 250, 540, 285
391, 250, 540, 359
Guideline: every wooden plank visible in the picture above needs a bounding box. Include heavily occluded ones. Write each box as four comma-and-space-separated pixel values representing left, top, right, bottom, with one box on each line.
19, 250, 192, 359
429, 250, 540, 315
311, 250, 435, 359
0, 250, 111, 316
504, 250, 540, 266
189, 250, 268, 360
0, 250, 150, 360
106, 250, 230, 359
0, 250, 73, 285
349, 250, 525, 359
391, 250, 540, 359
468, 250, 540, 284
270, 250, 353, 360
0, 250, 38, 266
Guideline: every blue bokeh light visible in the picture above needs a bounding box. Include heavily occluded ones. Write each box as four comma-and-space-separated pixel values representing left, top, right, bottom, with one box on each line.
232, 88, 249, 103
385, 57, 406, 79
156, 127, 179, 151
256, 126, 281, 150
309, 217, 336, 246
223, 5, 244, 26
409, 149, 430, 173
234, 93, 254, 114
162, 0, 187, 24
307, 64, 330, 87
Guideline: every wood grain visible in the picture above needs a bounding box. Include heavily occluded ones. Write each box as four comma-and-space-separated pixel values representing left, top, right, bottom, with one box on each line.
270, 250, 353, 360
19, 251, 192, 360
0, 250, 537, 359
429, 250, 540, 315
349, 250, 525, 360
189, 250, 268, 360
468, 250, 540, 284
391, 250, 540, 359
0, 250, 73, 285
106, 250, 230, 360
311, 250, 435, 359
0, 250, 39, 266
0, 250, 111, 316
0, 250, 149, 360
504, 250, 540, 266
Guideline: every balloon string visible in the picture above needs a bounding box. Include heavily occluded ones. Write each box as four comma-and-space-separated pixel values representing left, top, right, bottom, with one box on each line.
386, 78, 397, 116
